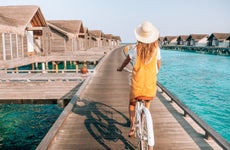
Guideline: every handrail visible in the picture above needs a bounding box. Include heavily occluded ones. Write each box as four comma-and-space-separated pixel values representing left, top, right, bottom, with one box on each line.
157, 82, 230, 150
3, 69, 95, 74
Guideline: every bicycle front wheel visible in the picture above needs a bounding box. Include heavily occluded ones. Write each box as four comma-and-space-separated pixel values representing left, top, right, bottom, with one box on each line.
140, 108, 154, 150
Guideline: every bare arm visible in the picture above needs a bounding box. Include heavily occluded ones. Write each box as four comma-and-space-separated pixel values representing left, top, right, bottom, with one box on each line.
157, 59, 161, 71
117, 55, 131, 71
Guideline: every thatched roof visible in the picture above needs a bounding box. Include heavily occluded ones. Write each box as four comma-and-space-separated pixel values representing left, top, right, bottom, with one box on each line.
0, 5, 47, 35
177, 35, 189, 41
89, 30, 105, 38
47, 20, 84, 37
163, 36, 178, 42
159, 37, 164, 42
105, 34, 113, 39
187, 34, 208, 41
113, 36, 121, 41
208, 33, 230, 41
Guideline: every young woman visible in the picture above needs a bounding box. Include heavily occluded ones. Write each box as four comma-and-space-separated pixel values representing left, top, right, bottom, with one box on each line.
117, 21, 161, 137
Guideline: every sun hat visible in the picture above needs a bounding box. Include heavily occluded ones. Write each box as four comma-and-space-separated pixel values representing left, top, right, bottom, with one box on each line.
134, 21, 159, 43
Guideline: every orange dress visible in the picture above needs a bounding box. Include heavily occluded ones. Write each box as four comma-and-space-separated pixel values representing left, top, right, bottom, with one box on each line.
130, 49, 158, 101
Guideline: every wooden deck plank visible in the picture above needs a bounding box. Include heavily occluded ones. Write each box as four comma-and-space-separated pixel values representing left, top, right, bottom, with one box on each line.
44, 47, 222, 150
0, 81, 81, 100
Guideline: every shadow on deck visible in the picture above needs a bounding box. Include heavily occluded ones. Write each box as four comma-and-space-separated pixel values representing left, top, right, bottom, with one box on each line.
36, 47, 227, 150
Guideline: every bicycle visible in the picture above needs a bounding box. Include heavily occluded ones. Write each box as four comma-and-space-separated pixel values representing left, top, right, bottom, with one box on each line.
123, 67, 155, 150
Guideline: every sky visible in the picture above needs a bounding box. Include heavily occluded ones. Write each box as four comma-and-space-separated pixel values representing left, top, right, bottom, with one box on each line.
0, 0, 230, 43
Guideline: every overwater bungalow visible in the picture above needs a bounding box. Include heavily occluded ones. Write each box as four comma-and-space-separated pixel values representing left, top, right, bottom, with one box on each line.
226, 36, 230, 47
47, 20, 85, 53
186, 34, 209, 46
83, 27, 97, 50
0, 5, 51, 61
89, 30, 106, 47
105, 34, 113, 46
113, 36, 121, 46
163, 36, 178, 46
158, 37, 164, 46
207, 33, 230, 47
177, 35, 189, 46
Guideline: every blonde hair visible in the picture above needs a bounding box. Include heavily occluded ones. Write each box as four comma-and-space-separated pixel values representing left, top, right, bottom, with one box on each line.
136, 40, 159, 64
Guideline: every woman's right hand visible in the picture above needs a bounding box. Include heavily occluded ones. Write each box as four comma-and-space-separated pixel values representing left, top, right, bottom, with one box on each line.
117, 67, 123, 72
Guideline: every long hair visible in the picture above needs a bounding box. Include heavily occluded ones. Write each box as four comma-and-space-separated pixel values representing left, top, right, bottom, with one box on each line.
136, 40, 159, 64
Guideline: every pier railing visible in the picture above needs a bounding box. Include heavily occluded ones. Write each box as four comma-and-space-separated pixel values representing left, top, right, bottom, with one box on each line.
3, 69, 95, 74
157, 82, 230, 150
0, 69, 95, 82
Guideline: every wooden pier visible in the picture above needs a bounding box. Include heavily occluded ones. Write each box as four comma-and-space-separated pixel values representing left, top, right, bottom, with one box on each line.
35, 47, 225, 150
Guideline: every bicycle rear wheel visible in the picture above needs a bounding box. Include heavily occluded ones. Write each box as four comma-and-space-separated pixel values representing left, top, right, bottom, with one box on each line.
140, 109, 154, 150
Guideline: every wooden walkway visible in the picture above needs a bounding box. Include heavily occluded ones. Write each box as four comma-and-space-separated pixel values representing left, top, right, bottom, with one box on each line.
0, 47, 111, 70
37, 47, 222, 150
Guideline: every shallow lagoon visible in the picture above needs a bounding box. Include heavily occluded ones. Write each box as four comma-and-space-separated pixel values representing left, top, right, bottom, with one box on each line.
0, 104, 63, 150
158, 49, 230, 142
0, 49, 229, 150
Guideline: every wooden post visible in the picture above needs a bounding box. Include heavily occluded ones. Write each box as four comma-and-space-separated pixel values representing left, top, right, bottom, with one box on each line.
46, 62, 49, 70
35, 62, 38, 70
15, 67, 18, 74
32, 63, 35, 70
2, 33, 6, 60
75, 62, 78, 74
16, 34, 19, 58
56, 63, 58, 73
52, 61, 55, 70
42, 62, 46, 73
64, 61, 67, 70
10, 34, 13, 59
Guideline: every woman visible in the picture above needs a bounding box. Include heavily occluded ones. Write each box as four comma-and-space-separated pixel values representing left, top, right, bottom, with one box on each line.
117, 21, 161, 137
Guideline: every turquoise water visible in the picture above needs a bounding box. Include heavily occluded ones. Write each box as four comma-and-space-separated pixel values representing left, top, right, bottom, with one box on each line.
18, 61, 96, 70
0, 104, 63, 150
158, 49, 230, 142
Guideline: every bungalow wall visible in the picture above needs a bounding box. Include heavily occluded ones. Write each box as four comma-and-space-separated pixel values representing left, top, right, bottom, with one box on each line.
50, 30, 67, 53
40, 29, 51, 56
84, 36, 96, 49
0, 33, 27, 61
68, 38, 76, 52
168, 39, 177, 46
218, 40, 229, 47
177, 38, 188, 46
83, 37, 89, 50
195, 38, 208, 47
76, 38, 84, 50
89, 37, 97, 48
188, 39, 195, 46
209, 39, 229, 47
95, 38, 102, 47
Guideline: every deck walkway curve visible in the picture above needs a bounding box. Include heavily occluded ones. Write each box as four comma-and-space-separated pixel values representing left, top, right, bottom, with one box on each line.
37, 47, 222, 150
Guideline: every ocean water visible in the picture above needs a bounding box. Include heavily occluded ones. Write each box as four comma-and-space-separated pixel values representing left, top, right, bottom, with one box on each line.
0, 104, 63, 150
158, 49, 230, 142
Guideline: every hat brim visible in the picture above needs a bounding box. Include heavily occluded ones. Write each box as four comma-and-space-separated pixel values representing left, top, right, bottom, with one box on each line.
134, 25, 159, 43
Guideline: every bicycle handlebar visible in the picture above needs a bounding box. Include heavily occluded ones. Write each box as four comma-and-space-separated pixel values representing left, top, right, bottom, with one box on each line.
123, 67, 132, 73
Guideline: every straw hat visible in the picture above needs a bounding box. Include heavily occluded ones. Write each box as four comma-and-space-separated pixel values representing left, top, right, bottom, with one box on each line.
134, 21, 159, 43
